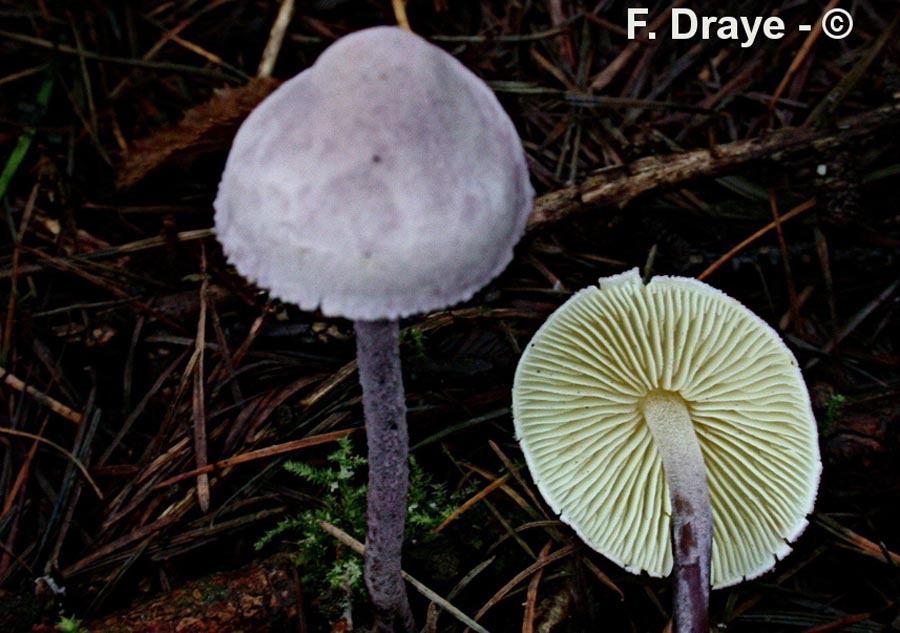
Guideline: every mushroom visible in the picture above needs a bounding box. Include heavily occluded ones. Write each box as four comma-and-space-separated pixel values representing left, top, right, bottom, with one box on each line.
512, 269, 820, 632
214, 26, 533, 630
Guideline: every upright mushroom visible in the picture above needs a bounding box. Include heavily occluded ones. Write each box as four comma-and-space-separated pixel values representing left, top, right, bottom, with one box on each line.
214, 27, 533, 630
512, 269, 820, 632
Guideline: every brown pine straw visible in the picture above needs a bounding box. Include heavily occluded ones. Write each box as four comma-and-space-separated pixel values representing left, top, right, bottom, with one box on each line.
153, 428, 355, 489
257, 0, 295, 78
473, 545, 577, 625
522, 540, 553, 633
317, 519, 490, 633
1, 416, 48, 521
698, 197, 817, 281
589, 0, 689, 92
769, 0, 841, 111
192, 248, 211, 511
770, 191, 802, 329
0, 427, 102, 498
392, 0, 411, 31
0, 365, 82, 424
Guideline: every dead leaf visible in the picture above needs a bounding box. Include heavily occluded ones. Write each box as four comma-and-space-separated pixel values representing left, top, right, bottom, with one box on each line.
117, 77, 280, 190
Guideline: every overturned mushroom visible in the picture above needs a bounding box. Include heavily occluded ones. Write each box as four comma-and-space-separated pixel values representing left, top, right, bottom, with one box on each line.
215, 26, 533, 630
512, 269, 820, 632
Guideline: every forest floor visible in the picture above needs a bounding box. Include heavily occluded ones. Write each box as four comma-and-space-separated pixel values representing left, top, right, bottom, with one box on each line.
0, 1, 898, 631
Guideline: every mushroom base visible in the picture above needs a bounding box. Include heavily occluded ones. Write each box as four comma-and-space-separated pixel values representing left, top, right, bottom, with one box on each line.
641, 390, 712, 633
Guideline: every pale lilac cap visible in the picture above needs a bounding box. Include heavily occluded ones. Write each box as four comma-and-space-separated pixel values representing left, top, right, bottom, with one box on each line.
214, 26, 534, 320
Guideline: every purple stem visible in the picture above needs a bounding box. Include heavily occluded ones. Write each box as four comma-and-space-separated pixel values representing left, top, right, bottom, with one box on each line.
354, 319, 415, 632
671, 494, 712, 633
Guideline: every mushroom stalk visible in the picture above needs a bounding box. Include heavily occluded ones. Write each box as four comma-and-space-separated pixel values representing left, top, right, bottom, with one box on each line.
641, 391, 712, 633
354, 319, 415, 632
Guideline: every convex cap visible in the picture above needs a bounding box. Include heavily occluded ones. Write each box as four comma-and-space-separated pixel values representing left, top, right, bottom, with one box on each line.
214, 26, 534, 320
512, 269, 821, 588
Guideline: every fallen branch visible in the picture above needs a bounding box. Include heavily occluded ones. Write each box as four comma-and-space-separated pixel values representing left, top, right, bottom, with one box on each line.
527, 99, 900, 230
32, 555, 300, 633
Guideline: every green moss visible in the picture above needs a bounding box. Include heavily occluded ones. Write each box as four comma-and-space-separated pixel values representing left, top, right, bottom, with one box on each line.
56, 615, 87, 633
822, 393, 848, 432
257, 437, 467, 618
